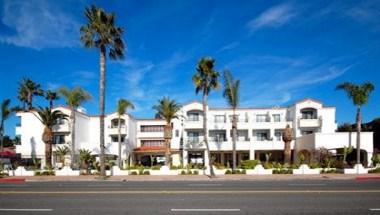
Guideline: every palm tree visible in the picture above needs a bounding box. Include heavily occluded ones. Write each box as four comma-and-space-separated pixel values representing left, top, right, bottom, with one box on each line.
59, 87, 91, 169
56, 146, 70, 165
153, 97, 182, 166
17, 78, 44, 110
79, 148, 93, 173
45, 90, 60, 110
336, 82, 374, 167
222, 70, 240, 171
0, 99, 12, 152
35, 107, 68, 168
116, 99, 134, 168
80, 5, 125, 177
192, 57, 220, 177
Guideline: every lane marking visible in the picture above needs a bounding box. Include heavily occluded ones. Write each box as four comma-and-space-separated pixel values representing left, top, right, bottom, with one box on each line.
188, 184, 222, 186
87, 184, 123, 187
1, 190, 380, 194
171, 209, 240, 212
369, 208, 380, 211
288, 183, 326, 186
0, 209, 53, 212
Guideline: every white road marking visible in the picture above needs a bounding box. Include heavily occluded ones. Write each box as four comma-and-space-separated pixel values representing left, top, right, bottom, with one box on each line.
0, 209, 53, 212
369, 208, 380, 211
87, 184, 123, 187
188, 184, 222, 186
171, 208, 240, 212
288, 183, 326, 186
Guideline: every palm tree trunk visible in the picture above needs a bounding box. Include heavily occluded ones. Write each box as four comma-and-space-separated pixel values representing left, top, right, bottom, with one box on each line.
99, 46, 106, 177
27, 92, 32, 110
70, 109, 76, 169
164, 124, 172, 167
232, 109, 237, 171
203, 93, 215, 177
0, 121, 4, 152
49, 100, 53, 110
42, 127, 53, 168
118, 116, 122, 168
356, 106, 361, 165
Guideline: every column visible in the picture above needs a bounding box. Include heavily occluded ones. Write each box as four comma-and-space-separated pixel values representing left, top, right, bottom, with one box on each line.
249, 149, 255, 160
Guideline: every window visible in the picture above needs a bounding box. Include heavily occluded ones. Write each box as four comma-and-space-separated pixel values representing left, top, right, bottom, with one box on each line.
256, 115, 268, 122
54, 118, 65, 125
302, 130, 314, 136
140, 125, 164, 132
301, 109, 317, 119
187, 112, 200, 121
273, 114, 281, 122
111, 119, 125, 128
275, 131, 282, 141
141, 140, 165, 147
214, 115, 226, 123
175, 130, 179, 137
111, 136, 125, 142
256, 132, 268, 141
188, 132, 200, 143
53, 135, 65, 144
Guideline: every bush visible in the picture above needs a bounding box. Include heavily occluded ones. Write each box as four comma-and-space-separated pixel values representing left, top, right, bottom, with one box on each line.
143, 171, 150, 175
193, 170, 199, 175
372, 154, 380, 167
263, 163, 273, 169
225, 169, 232, 174
321, 169, 337, 174
309, 162, 321, 169
151, 165, 161, 170
273, 169, 292, 174
180, 170, 186, 175
213, 163, 226, 170
368, 168, 380, 173
225, 169, 246, 174
240, 160, 260, 169
130, 171, 138, 175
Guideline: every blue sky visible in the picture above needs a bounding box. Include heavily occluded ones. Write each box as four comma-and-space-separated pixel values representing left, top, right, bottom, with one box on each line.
1, 0, 379, 137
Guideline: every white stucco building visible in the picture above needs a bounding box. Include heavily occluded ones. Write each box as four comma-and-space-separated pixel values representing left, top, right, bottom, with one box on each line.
14, 98, 374, 168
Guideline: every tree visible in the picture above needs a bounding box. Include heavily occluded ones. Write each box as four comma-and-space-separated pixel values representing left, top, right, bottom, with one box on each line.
336, 82, 374, 167
35, 107, 68, 168
192, 57, 220, 177
222, 70, 240, 171
116, 99, 134, 168
59, 87, 91, 168
79, 148, 93, 173
45, 90, 60, 110
282, 125, 293, 164
0, 99, 12, 152
17, 78, 44, 110
153, 97, 182, 166
80, 5, 125, 177
56, 146, 70, 164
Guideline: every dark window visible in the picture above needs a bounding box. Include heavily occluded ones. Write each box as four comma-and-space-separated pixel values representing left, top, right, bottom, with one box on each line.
140, 125, 164, 132
111, 136, 125, 142
175, 130, 179, 137
53, 135, 65, 144
141, 140, 165, 147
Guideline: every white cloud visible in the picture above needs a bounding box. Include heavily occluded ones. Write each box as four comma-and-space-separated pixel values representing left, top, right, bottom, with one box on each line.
0, 0, 80, 49
247, 3, 297, 32
217, 41, 240, 53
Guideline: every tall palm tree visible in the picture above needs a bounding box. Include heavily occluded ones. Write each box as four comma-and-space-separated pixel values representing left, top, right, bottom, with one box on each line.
80, 5, 125, 177
153, 97, 182, 166
17, 78, 44, 110
35, 107, 68, 168
45, 90, 60, 110
336, 82, 374, 166
59, 87, 91, 169
116, 99, 134, 168
0, 99, 12, 152
192, 57, 220, 177
222, 70, 240, 171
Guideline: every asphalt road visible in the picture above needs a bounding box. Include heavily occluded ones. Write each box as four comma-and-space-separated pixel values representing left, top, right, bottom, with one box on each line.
0, 179, 380, 214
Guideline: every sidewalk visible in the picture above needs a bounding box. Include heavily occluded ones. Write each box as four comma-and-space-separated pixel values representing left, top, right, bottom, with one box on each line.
2, 174, 380, 182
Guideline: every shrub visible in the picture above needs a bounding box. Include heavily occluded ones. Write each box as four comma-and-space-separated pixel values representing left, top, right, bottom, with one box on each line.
170, 165, 179, 170
143, 171, 150, 175
273, 169, 292, 174
225, 169, 232, 174
151, 165, 161, 170
368, 168, 380, 173
240, 160, 260, 169
193, 170, 199, 175
309, 162, 321, 169
130, 171, 138, 175
321, 169, 337, 174
263, 163, 273, 169
180, 170, 186, 175
213, 162, 226, 169
372, 154, 380, 167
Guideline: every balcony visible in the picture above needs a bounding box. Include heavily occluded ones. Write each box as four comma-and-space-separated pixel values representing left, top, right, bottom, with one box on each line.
184, 138, 204, 149
298, 117, 321, 128
108, 125, 126, 135
52, 123, 70, 132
